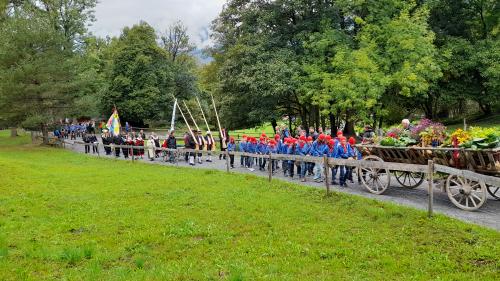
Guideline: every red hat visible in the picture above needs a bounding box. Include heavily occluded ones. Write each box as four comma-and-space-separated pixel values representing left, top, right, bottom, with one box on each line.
329, 139, 335, 146
299, 135, 306, 141
261, 133, 267, 138
260, 136, 265, 141
274, 134, 280, 140
318, 134, 326, 140
307, 136, 313, 141
326, 135, 332, 141
230, 137, 235, 142
242, 134, 247, 138
348, 137, 356, 145
337, 130, 343, 136
269, 140, 276, 145
339, 136, 347, 141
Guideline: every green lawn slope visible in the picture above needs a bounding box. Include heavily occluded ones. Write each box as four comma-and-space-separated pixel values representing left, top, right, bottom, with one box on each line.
0, 132, 498, 280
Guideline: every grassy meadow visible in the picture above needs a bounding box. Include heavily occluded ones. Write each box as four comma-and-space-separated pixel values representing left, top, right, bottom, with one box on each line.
0, 131, 499, 280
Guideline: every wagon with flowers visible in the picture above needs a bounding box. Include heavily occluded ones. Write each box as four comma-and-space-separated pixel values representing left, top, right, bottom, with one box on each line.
357, 120, 500, 211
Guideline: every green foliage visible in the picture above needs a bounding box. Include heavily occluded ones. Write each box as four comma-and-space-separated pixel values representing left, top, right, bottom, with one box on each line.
0, 133, 499, 279
100, 22, 176, 124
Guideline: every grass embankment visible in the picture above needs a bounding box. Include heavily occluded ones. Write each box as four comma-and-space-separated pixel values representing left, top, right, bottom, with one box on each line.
0, 132, 499, 280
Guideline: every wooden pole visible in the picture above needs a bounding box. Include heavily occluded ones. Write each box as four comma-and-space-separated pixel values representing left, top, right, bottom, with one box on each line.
324, 155, 330, 195
225, 149, 230, 173
210, 93, 226, 150
268, 153, 272, 182
427, 160, 434, 218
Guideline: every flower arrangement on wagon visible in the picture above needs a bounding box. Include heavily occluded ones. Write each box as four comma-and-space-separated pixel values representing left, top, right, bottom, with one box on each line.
377, 119, 499, 150
446, 127, 500, 149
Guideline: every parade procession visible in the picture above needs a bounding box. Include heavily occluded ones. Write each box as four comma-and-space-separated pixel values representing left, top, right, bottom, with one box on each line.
1, 0, 499, 280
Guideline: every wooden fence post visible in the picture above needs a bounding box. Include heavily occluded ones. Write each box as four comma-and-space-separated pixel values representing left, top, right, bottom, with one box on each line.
268, 153, 272, 182
427, 160, 434, 218
225, 149, 230, 173
323, 155, 330, 195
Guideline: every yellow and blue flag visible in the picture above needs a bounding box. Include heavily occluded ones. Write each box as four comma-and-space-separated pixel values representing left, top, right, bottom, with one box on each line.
106, 109, 121, 136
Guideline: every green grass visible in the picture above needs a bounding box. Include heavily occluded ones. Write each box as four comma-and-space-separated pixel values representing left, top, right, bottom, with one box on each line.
0, 132, 499, 280
447, 114, 500, 132
233, 123, 277, 138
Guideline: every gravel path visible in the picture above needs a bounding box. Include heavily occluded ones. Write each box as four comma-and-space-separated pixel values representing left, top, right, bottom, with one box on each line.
63, 139, 500, 231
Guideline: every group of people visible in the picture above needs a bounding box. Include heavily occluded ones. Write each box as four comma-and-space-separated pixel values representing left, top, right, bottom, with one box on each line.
72, 123, 374, 187
230, 129, 361, 186
97, 129, 177, 162
54, 121, 96, 139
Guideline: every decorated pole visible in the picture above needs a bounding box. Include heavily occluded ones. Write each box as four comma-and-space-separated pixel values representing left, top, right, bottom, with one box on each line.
170, 99, 177, 131
174, 98, 198, 148
196, 96, 216, 151
210, 93, 226, 149
183, 101, 206, 149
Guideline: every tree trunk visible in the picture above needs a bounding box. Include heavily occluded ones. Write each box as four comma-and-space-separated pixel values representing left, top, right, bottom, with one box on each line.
343, 110, 355, 136
271, 119, 278, 135
329, 112, 337, 135
10, 128, 18, 137
320, 114, 326, 131
479, 102, 492, 116
41, 124, 49, 145
315, 106, 320, 130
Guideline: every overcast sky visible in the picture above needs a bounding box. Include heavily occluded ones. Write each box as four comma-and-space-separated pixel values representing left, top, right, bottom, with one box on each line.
89, 0, 226, 48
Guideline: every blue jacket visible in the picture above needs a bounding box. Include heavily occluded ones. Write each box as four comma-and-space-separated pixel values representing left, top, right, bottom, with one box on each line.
310, 141, 328, 157
268, 145, 278, 154
227, 142, 236, 152
334, 144, 353, 159
247, 142, 256, 153
258, 143, 269, 154
296, 143, 310, 156
286, 145, 296, 155
351, 146, 362, 160
278, 141, 287, 154
239, 142, 247, 152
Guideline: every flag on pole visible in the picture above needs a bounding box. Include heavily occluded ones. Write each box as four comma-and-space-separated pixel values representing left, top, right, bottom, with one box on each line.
106, 108, 121, 136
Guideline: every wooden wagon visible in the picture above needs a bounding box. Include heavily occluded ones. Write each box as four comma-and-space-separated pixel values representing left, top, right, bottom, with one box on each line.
357, 145, 500, 211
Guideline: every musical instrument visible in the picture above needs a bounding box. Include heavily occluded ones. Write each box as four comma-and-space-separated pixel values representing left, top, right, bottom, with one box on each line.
196, 97, 216, 151
210, 93, 227, 150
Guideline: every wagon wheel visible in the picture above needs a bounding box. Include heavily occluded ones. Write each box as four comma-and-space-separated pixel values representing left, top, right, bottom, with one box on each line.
359, 155, 391, 195
394, 171, 425, 189
487, 185, 500, 200
446, 175, 487, 211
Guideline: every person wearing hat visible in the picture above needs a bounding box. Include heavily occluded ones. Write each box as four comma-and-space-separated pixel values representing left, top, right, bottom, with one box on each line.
247, 137, 257, 171
195, 130, 205, 164
257, 135, 268, 171
347, 137, 362, 183
274, 134, 282, 171
331, 130, 344, 183
268, 139, 278, 173
285, 138, 297, 178
205, 131, 214, 162
146, 135, 156, 161
227, 137, 236, 168
311, 134, 328, 182
185, 130, 197, 165
101, 131, 112, 155
239, 135, 248, 167
334, 136, 354, 187
297, 136, 310, 182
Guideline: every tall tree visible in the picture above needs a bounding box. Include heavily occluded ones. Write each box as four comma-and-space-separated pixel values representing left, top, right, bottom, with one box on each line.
100, 22, 177, 126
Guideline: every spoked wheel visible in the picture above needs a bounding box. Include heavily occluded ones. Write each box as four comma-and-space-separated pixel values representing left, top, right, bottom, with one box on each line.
446, 175, 487, 211
487, 185, 500, 200
359, 155, 391, 195
394, 171, 425, 188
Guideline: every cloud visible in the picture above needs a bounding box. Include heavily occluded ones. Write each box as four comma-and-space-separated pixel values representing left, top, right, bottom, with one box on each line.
89, 0, 226, 48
